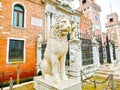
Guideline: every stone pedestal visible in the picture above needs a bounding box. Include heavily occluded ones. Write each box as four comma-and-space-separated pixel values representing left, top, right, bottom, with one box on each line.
68, 39, 82, 79
34, 76, 81, 90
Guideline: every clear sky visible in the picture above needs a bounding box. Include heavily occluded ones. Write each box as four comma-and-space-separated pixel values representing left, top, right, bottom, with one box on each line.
96, 0, 120, 32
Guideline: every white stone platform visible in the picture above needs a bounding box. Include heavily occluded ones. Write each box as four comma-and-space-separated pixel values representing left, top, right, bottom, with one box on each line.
34, 76, 81, 90
94, 63, 120, 80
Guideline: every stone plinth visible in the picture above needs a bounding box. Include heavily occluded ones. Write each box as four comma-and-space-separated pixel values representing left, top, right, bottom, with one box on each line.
34, 76, 81, 90
68, 39, 82, 79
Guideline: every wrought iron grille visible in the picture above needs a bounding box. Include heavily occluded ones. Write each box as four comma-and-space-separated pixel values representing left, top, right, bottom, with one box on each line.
81, 38, 93, 66
96, 35, 104, 64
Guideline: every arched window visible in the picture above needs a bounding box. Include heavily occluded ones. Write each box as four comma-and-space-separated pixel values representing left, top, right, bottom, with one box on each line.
82, 0, 87, 4
13, 4, 24, 27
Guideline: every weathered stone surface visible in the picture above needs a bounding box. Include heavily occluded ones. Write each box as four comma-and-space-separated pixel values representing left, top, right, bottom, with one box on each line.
34, 76, 81, 90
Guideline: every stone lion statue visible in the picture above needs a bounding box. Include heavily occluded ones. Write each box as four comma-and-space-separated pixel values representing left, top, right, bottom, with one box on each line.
40, 17, 71, 83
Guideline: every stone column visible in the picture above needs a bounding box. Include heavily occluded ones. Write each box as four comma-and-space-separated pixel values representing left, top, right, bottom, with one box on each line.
92, 42, 100, 70
51, 13, 55, 26
68, 39, 82, 80
118, 47, 120, 62
46, 12, 51, 39
36, 33, 42, 73
109, 43, 114, 63
116, 47, 120, 62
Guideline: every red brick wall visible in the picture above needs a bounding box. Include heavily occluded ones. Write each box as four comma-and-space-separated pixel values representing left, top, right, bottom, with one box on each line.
80, 15, 90, 34
0, 0, 45, 81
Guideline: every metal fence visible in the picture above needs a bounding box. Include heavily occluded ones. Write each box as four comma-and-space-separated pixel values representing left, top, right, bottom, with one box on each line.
81, 70, 115, 90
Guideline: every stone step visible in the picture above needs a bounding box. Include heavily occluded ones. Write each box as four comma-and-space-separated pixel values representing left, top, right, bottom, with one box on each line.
95, 70, 120, 76
98, 66, 120, 73
113, 73, 120, 78
93, 73, 120, 80
95, 71, 110, 75
94, 63, 120, 80
97, 69, 115, 73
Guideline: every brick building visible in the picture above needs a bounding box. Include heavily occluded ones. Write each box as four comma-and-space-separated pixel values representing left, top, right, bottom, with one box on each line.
105, 12, 120, 63
0, 0, 45, 81
80, 15, 91, 39
80, 0, 104, 64
80, 15, 94, 66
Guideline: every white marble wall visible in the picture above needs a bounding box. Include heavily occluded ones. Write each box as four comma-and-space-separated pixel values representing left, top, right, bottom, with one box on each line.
45, 1, 80, 39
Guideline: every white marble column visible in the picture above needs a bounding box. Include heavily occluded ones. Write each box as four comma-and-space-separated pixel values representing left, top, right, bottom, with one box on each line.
116, 47, 120, 62
109, 43, 114, 63
46, 12, 51, 38
68, 39, 82, 80
115, 47, 118, 61
36, 33, 42, 73
92, 43, 100, 70
51, 13, 55, 26
118, 47, 120, 62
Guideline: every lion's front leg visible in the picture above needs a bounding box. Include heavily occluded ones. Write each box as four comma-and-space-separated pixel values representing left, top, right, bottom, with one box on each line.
59, 55, 68, 81
51, 55, 60, 83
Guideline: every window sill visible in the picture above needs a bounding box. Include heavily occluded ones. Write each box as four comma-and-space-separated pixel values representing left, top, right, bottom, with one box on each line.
0, 15, 4, 18
12, 26, 26, 30
7, 61, 25, 65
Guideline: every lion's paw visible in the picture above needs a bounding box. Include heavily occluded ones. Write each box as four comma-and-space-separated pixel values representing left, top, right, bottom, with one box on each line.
62, 75, 68, 81
54, 75, 60, 83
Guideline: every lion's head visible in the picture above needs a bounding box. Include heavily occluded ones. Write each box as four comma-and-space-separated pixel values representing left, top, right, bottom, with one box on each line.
49, 17, 71, 39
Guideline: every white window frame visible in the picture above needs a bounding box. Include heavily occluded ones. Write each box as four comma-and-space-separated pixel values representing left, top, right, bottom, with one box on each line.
6, 37, 26, 64
11, 2, 27, 28
0, 2, 2, 8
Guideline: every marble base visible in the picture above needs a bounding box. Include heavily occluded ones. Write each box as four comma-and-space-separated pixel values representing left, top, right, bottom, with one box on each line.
34, 76, 81, 90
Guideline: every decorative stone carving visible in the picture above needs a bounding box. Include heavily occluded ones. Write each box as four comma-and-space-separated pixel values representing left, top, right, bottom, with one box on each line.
56, 0, 70, 7
68, 39, 82, 79
40, 17, 71, 83
92, 36, 98, 45
70, 17, 77, 40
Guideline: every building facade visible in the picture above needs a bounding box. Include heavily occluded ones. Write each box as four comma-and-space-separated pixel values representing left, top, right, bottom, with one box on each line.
79, 0, 104, 64
0, 0, 45, 81
80, 15, 93, 66
105, 12, 120, 63
39, 0, 82, 64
